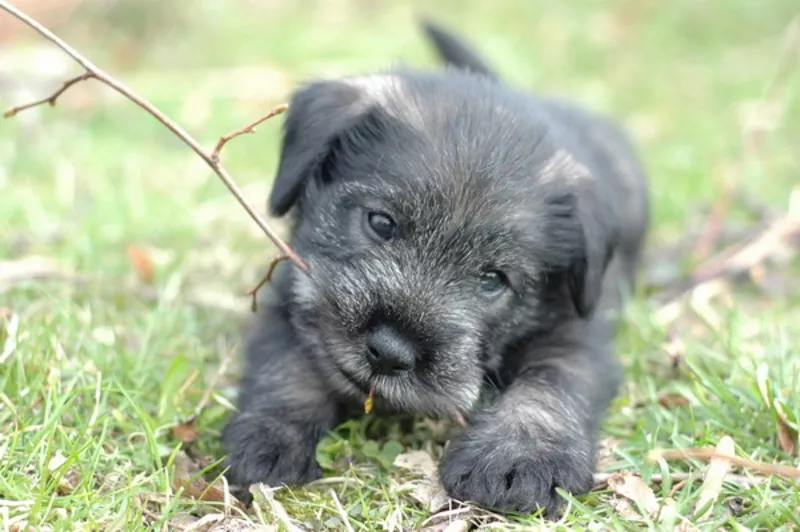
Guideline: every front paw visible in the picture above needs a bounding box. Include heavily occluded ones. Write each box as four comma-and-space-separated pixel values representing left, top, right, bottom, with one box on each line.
222, 412, 323, 494
439, 421, 594, 516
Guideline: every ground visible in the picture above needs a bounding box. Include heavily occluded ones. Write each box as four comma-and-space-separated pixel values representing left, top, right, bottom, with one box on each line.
1, 0, 799, 530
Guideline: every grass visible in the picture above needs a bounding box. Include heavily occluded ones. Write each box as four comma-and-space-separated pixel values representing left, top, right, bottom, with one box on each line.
1, 0, 799, 529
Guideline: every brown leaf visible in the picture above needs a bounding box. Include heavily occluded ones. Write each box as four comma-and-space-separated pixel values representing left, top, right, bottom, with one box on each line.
610, 496, 641, 520
607, 472, 660, 517
694, 435, 735, 519
777, 415, 798, 456
125, 244, 156, 283
172, 451, 246, 511
394, 450, 451, 512
658, 392, 691, 409
393, 450, 437, 477
172, 418, 200, 445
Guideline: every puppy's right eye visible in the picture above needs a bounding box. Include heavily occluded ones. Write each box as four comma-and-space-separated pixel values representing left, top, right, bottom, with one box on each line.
366, 211, 396, 241
479, 269, 508, 298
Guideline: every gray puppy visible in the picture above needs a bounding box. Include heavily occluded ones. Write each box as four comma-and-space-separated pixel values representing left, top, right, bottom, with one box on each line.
222, 20, 649, 515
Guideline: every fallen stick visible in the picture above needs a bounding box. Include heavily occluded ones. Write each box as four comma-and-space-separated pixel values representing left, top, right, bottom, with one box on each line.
648, 447, 800, 480
591, 471, 773, 491
654, 204, 800, 318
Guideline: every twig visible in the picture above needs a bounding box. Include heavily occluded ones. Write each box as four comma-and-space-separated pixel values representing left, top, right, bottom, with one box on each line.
4, 71, 94, 117
212, 103, 288, 163
654, 209, 800, 309
329, 489, 355, 532
246, 252, 289, 312
0, 2, 309, 296
648, 447, 800, 480
592, 471, 773, 491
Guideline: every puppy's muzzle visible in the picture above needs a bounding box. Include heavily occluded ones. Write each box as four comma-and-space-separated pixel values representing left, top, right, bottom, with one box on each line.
364, 323, 418, 375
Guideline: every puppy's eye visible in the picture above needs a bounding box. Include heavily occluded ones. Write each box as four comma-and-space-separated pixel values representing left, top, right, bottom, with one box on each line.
479, 270, 508, 297
366, 211, 396, 241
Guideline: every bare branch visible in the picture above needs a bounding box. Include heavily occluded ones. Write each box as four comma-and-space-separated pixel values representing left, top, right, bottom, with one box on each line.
212, 103, 288, 163
246, 253, 290, 312
648, 447, 800, 480
4, 72, 95, 117
591, 471, 773, 491
1, 1, 309, 290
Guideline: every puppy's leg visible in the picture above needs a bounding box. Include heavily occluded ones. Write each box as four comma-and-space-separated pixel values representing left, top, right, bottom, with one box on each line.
439, 317, 621, 516
222, 305, 342, 494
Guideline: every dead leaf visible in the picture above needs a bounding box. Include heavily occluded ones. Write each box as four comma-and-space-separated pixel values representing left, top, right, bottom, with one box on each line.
172, 451, 246, 512
777, 415, 798, 456
420, 519, 470, 532
658, 393, 691, 409
393, 450, 451, 512
694, 435, 735, 519
420, 507, 504, 531
610, 497, 641, 520
172, 418, 200, 445
607, 472, 660, 517
393, 450, 437, 477
180, 514, 276, 532
125, 244, 156, 283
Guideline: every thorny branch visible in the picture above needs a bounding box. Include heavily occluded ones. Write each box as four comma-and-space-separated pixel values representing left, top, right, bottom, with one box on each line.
0, 1, 309, 309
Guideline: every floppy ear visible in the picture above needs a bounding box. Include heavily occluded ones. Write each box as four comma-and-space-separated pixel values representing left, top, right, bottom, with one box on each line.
566, 195, 615, 318
268, 79, 379, 217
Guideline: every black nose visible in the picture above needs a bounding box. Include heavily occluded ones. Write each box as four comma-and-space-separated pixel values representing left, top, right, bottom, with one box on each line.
365, 324, 417, 374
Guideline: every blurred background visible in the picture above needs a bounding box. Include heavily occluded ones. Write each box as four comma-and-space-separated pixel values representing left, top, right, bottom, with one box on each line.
1, 1, 799, 528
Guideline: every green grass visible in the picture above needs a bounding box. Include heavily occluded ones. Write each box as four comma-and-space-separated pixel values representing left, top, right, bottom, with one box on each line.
1, 0, 799, 529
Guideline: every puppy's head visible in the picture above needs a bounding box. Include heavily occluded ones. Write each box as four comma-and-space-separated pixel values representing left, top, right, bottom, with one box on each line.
269, 70, 614, 417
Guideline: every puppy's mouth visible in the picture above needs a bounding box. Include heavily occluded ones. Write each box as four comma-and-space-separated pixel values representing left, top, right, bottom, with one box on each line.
360, 369, 471, 428
333, 363, 373, 396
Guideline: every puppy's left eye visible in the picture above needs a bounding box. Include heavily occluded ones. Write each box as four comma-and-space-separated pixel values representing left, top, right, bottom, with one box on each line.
479, 269, 508, 297
366, 211, 396, 241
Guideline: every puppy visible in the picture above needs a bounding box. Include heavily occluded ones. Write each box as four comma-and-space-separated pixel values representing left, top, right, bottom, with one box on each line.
222, 20, 650, 516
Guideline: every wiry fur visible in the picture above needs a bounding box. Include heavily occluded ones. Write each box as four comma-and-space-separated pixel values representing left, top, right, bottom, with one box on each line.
222, 20, 650, 516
